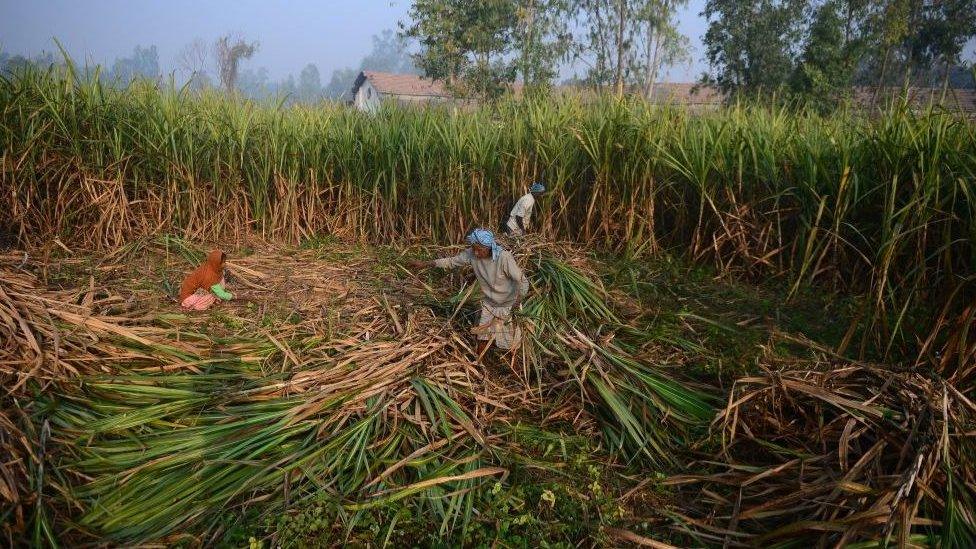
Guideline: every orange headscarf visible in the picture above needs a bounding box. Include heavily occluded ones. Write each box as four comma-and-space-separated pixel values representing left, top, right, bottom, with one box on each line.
179, 249, 226, 301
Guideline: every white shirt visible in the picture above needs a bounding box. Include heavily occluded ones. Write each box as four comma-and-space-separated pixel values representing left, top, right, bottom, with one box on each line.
507, 193, 535, 232
433, 249, 529, 308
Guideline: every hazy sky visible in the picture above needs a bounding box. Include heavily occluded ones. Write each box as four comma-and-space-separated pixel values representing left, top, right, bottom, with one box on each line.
0, 0, 709, 82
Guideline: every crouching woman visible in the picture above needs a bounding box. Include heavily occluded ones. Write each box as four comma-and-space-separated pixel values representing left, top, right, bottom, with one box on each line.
179, 249, 234, 311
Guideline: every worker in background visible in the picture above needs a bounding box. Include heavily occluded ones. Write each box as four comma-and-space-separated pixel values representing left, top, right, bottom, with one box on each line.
505, 182, 545, 237
409, 228, 529, 356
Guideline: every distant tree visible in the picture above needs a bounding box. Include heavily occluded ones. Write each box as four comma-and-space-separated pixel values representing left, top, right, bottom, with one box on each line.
1, 50, 57, 73
360, 30, 420, 73
297, 63, 323, 102
320, 29, 420, 101
702, 0, 807, 95
215, 34, 259, 92
107, 45, 160, 83
177, 38, 213, 89
323, 67, 359, 100
237, 67, 274, 99
278, 74, 298, 100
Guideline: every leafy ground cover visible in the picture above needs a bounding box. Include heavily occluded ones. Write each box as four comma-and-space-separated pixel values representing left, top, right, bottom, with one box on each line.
2, 235, 972, 547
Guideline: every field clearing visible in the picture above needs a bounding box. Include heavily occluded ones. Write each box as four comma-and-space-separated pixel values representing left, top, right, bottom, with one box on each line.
2, 64, 976, 546
2, 235, 974, 546
3, 66, 976, 364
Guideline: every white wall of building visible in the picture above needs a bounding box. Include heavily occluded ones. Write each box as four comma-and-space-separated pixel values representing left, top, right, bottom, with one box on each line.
353, 79, 381, 112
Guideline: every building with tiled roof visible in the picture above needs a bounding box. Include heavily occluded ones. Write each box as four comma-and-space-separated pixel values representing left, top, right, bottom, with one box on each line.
350, 71, 725, 111
350, 71, 975, 114
351, 71, 452, 111
851, 86, 976, 113
645, 83, 724, 107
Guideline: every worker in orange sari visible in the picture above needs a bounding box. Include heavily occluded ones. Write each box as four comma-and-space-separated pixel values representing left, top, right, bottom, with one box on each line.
179, 249, 233, 311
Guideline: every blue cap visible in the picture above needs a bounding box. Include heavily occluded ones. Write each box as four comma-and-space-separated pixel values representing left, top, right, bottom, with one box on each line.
466, 228, 502, 261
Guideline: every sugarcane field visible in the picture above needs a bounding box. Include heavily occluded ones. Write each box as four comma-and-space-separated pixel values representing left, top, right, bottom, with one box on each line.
2, 3, 976, 547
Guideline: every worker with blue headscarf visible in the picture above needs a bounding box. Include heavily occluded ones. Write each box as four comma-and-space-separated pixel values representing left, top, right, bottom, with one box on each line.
410, 228, 530, 355
505, 182, 546, 237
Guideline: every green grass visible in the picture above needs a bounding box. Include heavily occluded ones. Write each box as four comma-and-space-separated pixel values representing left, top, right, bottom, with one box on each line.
607, 253, 878, 371
2, 60, 975, 360
5, 53, 976, 544
13, 237, 967, 546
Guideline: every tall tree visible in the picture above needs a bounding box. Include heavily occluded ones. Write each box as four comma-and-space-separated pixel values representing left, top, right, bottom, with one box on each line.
514, 0, 575, 90
702, 0, 808, 95
215, 35, 259, 92
905, 0, 976, 88
791, 0, 876, 107
576, 0, 640, 92
323, 67, 359, 100
865, 0, 912, 92
176, 38, 213, 89
402, 0, 518, 99
402, 0, 473, 87
637, 0, 691, 98
575, 0, 690, 96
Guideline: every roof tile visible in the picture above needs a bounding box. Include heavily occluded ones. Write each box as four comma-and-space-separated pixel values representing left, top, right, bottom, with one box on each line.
362, 71, 450, 98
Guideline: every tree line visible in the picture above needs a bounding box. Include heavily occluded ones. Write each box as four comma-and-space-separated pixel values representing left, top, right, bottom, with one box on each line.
174, 31, 419, 102
401, 0, 693, 99
3, 1, 973, 108
402, 0, 975, 106
0, 31, 418, 105
703, 0, 976, 108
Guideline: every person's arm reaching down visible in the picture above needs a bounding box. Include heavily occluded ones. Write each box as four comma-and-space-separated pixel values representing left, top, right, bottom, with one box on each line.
210, 283, 233, 300
408, 250, 471, 271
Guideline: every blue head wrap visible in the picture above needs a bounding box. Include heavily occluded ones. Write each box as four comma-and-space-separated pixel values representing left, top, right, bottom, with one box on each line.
530, 182, 546, 193
467, 228, 502, 261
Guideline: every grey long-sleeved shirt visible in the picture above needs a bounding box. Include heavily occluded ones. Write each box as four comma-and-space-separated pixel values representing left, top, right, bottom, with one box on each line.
433, 249, 530, 308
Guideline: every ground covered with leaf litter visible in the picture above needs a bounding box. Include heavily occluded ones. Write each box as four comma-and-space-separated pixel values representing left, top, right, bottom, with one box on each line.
2, 236, 973, 547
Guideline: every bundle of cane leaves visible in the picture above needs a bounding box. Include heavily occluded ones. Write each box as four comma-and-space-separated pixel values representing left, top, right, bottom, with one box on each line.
524, 256, 713, 466
666, 364, 976, 547
524, 256, 617, 326
43, 335, 505, 542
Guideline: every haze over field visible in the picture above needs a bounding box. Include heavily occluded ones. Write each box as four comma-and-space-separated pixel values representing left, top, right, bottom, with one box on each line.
0, 0, 710, 89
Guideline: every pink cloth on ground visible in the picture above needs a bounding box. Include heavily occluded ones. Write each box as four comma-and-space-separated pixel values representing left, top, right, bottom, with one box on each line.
180, 277, 225, 311
181, 291, 217, 311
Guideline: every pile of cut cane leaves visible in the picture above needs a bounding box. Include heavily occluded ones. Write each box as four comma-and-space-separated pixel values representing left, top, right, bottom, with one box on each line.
667, 363, 976, 547
4, 239, 973, 546
1, 241, 713, 545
